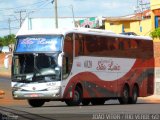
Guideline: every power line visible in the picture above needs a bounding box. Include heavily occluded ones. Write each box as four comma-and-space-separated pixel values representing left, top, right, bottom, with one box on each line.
0, 19, 21, 23
15, 10, 26, 27
0, 27, 19, 30
0, 0, 49, 11
24, 0, 52, 18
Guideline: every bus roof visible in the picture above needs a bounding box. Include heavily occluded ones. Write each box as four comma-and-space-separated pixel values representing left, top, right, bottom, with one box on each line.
16, 28, 152, 40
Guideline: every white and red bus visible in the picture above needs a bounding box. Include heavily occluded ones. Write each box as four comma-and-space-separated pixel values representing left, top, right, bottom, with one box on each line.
11, 28, 154, 107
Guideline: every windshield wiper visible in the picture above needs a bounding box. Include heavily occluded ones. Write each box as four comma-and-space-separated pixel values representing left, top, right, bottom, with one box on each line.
13, 74, 32, 83
33, 53, 41, 75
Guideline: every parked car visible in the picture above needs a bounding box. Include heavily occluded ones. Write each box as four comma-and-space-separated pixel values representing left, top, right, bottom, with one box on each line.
2, 46, 9, 53
120, 32, 137, 36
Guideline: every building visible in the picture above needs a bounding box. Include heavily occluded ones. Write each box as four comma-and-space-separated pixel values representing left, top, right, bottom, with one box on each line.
104, 0, 160, 36
19, 17, 84, 32
105, 10, 152, 36
151, 0, 160, 29
105, 0, 160, 95
18, 17, 104, 34
151, 0, 160, 95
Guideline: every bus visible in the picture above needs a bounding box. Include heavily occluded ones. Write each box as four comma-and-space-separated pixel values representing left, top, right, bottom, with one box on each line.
11, 28, 154, 107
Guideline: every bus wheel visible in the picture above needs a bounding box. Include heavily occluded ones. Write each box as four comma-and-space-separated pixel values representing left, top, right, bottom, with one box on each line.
28, 99, 45, 107
65, 87, 82, 106
118, 85, 129, 104
82, 99, 90, 106
128, 86, 138, 104
91, 98, 105, 105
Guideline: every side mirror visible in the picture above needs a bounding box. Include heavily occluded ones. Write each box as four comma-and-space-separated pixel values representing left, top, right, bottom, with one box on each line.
57, 52, 63, 67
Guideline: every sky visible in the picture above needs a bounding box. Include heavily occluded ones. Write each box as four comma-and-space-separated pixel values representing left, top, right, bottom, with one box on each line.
0, 0, 150, 37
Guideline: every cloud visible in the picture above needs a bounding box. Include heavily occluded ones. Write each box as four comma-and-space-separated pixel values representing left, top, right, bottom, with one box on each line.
16, 0, 39, 6
0, 0, 143, 36
103, 2, 123, 9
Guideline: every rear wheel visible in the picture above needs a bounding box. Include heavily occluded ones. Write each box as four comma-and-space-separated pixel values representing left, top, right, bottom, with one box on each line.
65, 87, 82, 106
28, 99, 45, 107
118, 85, 129, 104
128, 86, 138, 104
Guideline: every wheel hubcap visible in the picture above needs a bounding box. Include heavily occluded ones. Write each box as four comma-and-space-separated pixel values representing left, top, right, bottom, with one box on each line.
124, 90, 128, 98
74, 91, 79, 101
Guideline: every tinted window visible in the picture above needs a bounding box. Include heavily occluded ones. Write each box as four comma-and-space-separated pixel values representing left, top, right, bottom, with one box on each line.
73, 34, 153, 59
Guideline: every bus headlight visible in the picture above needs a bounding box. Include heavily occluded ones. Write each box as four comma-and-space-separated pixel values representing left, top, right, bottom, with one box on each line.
12, 87, 22, 91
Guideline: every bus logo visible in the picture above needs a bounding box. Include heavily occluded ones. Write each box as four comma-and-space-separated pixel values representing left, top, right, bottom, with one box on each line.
84, 60, 92, 68
96, 60, 120, 71
97, 61, 106, 70
32, 87, 36, 90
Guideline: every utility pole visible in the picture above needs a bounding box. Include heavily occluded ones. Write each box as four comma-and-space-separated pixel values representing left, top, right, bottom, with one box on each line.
70, 5, 76, 27
15, 10, 26, 27
138, 0, 150, 12
135, 0, 150, 18
52, 0, 58, 28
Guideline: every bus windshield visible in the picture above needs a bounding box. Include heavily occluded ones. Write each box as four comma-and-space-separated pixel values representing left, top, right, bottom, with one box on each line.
12, 53, 61, 82
15, 35, 62, 53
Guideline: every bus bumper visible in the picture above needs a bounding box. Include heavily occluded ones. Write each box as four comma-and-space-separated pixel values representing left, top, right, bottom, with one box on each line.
12, 90, 61, 100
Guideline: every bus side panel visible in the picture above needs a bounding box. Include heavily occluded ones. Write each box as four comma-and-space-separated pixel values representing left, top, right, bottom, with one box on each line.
62, 72, 118, 99
62, 58, 154, 99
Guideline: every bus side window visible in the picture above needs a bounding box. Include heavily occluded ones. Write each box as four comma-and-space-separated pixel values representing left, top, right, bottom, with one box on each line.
62, 33, 73, 79
62, 55, 69, 79
75, 34, 84, 56
130, 39, 138, 49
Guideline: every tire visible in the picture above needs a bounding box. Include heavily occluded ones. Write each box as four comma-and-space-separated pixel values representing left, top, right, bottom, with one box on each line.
118, 85, 129, 104
82, 99, 90, 106
65, 87, 82, 106
128, 86, 138, 104
91, 98, 105, 105
28, 99, 45, 107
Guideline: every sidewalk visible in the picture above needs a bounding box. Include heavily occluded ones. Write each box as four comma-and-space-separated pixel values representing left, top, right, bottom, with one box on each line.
0, 67, 11, 78
139, 95, 160, 103
0, 53, 11, 78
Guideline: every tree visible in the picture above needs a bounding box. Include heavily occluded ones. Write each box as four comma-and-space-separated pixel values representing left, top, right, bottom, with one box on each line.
0, 34, 16, 46
150, 28, 160, 39
0, 37, 4, 46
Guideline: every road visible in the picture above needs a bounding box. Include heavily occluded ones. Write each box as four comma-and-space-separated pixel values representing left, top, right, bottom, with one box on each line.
0, 77, 160, 120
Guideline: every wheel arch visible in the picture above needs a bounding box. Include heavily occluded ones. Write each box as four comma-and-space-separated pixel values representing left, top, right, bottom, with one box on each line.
75, 82, 83, 92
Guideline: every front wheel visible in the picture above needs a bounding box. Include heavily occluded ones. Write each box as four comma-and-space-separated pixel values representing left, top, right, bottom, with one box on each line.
28, 99, 45, 107
65, 87, 82, 106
